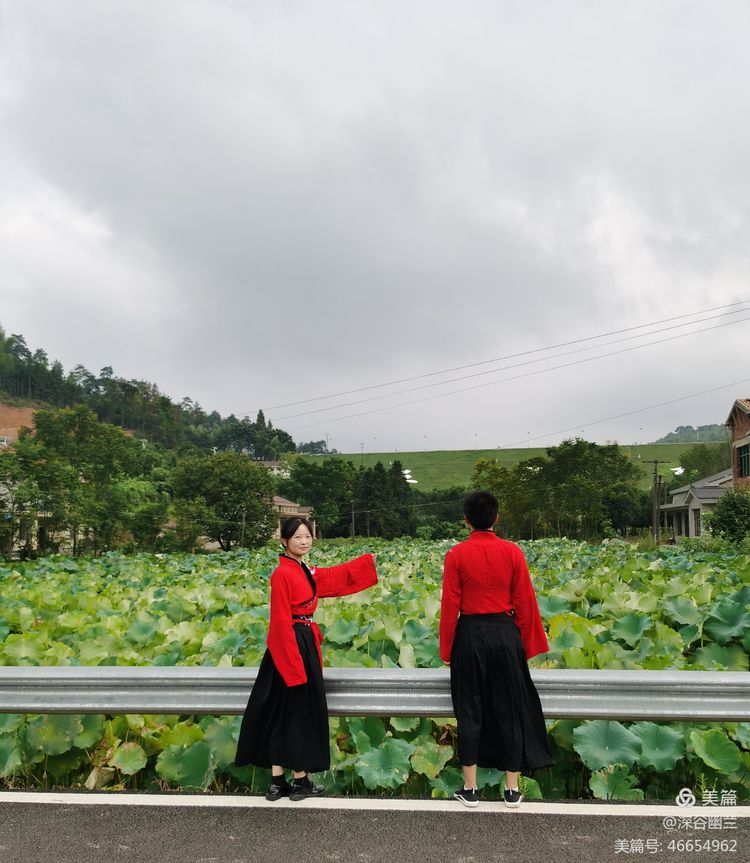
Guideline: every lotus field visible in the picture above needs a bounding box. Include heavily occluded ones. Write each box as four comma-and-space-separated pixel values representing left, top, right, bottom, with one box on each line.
1, 538, 749, 801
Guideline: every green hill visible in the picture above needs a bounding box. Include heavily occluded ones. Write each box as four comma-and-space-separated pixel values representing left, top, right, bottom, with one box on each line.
309, 443, 694, 491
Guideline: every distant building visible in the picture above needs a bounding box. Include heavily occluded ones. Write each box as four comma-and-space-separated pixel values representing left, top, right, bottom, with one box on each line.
726, 398, 750, 490
272, 495, 316, 538
661, 469, 733, 540
258, 460, 291, 479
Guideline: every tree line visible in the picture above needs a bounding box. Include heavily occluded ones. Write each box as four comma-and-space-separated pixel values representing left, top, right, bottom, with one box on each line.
0, 405, 279, 557
0, 325, 296, 458
0, 323, 733, 554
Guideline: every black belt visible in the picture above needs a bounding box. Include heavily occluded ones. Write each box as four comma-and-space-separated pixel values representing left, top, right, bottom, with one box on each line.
292, 614, 313, 624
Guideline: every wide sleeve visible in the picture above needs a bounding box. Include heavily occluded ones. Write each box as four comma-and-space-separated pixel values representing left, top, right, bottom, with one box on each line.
313, 553, 378, 598
439, 547, 462, 663
266, 567, 308, 687
510, 549, 549, 660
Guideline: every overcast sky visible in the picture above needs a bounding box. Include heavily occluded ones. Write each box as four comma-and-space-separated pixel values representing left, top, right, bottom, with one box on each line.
1, 1, 749, 455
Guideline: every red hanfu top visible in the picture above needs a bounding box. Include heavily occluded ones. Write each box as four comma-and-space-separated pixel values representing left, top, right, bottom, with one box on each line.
267, 553, 378, 686
439, 530, 548, 663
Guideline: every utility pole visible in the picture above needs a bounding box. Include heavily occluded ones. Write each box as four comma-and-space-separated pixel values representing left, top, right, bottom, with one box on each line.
643, 460, 669, 543
351, 500, 355, 538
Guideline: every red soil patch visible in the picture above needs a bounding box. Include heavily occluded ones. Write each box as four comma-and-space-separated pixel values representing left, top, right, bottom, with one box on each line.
0, 405, 38, 442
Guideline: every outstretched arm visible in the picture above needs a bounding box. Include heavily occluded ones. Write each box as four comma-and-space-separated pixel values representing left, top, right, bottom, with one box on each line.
314, 553, 378, 598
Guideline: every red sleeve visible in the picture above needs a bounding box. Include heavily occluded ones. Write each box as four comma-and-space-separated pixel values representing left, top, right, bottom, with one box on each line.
510, 548, 549, 660
439, 547, 462, 663
266, 567, 307, 687
313, 553, 378, 598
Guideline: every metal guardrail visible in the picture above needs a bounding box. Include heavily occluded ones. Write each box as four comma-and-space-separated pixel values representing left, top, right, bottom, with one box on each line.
1, 667, 749, 721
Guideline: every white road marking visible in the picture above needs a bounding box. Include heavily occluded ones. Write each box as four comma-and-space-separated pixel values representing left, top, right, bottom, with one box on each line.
1, 791, 749, 817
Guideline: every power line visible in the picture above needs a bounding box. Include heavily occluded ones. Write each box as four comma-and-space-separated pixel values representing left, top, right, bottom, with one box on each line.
276, 307, 750, 421
247, 299, 748, 413
285, 314, 750, 431
317, 375, 749, 472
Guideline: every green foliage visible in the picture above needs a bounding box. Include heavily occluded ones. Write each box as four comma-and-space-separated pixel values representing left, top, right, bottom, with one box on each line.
705, 488, 750, 545
472, 438, 648, 540
589, 765, 644, 800
689, 729, 743, 773
109, 742, 148, 775
171, 451, 275, 550
156, 741, 215, 789
676, 442, 732, 483
0, 326, 296, 455
631, 722, 684, 771
279, 457, 417, 538
573, 721, 641, 771
0, 538, 749, 800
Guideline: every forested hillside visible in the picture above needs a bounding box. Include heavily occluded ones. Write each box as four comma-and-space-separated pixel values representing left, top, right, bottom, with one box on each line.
0, 324, 294, 457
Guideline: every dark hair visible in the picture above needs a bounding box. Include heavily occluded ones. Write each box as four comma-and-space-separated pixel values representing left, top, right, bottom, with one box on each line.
280, 517, 315, 541
463, 491, 498, 530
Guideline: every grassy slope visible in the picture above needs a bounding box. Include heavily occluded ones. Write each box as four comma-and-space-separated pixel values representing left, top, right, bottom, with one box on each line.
307, 442, 696, 491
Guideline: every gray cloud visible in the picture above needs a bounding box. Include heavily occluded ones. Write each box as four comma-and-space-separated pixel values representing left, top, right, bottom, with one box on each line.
1, 1, 748, 451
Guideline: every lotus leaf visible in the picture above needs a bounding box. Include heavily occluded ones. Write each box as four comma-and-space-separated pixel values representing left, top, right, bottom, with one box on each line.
631, 722, 684, 771
125, 616, 161, 645
703, 598, 750, 645
26, 715, 83, 757
156, 741, 215, 789
589, 765, 644, 800
323, 618, 361, 646
573, 721, 641, 770
2, 634, 46, 662
156, 720, 204, 750
74, 715, 105, 749
200, 717, 240, 770
730, 723, 750, 750
0, 714, 24, 735
693, 644, 749, 671
689, 729, 742, 773
398, 642, 416, 668
611, 613, 653, 647
355, 737, 416, 790
410, 738, 453, 779
347, 717, 387, 749
389, 716, 420, 732
537, 595, 571, 618
109, 742, 148, 775
428, 766, 464, 799
550, 628, 584, 651
0, 737, 22, 777
661, 597, 704, 625
46, 749, 87, 779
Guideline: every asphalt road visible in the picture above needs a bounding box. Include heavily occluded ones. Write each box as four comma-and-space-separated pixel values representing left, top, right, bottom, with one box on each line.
1, 796, 748, 863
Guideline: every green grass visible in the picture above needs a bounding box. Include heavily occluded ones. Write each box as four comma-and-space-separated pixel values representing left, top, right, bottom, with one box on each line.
307, 442, 697, 491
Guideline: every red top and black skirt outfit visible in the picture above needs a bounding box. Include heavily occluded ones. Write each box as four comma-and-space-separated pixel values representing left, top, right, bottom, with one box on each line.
235, 553, 378, 773
439, 530, 553, 772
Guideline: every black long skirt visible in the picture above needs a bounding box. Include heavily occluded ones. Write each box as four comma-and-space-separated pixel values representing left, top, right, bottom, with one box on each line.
450, 613, 553, 772
234, 624, 330, 772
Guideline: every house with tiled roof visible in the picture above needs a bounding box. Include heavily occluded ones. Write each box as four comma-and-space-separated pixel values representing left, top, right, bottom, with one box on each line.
661, 468, 734, 539
726, 399, 750, 490
272, 495, 316, 538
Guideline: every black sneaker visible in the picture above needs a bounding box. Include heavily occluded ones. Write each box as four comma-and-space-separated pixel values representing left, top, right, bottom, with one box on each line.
265, 777, 290, 802
453, 786, 479, 808
504, 788, 522, 808
288, 775, 325, 801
